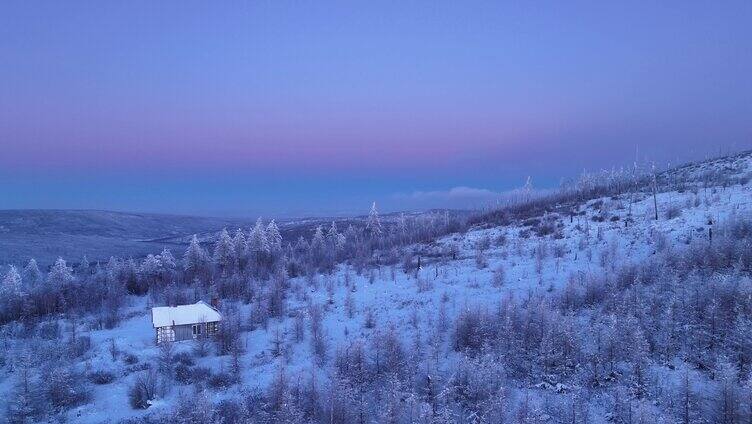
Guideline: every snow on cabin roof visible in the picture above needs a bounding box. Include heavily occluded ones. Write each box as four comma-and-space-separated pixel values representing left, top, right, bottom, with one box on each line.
151, 301, 222, 328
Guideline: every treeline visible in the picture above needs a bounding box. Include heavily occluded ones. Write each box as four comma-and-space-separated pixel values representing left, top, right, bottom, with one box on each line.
473, 150, 751, 226
0, 205, 465, 327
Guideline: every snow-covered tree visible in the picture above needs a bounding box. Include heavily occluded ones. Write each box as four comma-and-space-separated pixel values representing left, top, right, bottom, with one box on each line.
213, 228, 236, 276
160, 248, 176, 270
366, 202, 382, 237
138, 254, 162, 289
232, 228, 247, 270
78, 256, 90, 277
309, 226, 327, 268
184, 235, 210, 282
47, 257, 73, 286
1, 265, 23, 322
6, 354, 39, 423
266, 220, 283, 254
247, 218, 270, 273
2, 265, 22, 295
22, 258, 42, 288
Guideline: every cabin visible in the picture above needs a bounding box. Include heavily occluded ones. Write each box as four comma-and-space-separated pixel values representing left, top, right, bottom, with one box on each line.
151, 301, 222, 344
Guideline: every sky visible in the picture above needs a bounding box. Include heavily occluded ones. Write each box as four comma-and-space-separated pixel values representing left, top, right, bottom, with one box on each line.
1, 1, 750, 217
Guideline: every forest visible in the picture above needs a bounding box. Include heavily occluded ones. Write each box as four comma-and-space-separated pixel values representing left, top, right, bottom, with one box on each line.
2, 151, 752, 423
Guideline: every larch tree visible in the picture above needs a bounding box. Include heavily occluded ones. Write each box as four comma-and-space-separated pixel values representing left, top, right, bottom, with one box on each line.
47, 257, 73, 286
159, 248, 176, 282
138, 254, 162, 290
78, 256, 90, 278
213, 228, 236, 277
247, 218, 270, 272
232, 228, 247, 271
266, 220, 283, 255
366, 202, 382, 237
309, 226, 327, 268
1, 265, 23, 321
22, 258, 42, 288
184, 235, 209, 282
2, 265, 22, 295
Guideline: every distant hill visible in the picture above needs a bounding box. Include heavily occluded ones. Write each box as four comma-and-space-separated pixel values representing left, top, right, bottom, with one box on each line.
0, 208, 471, 268
0, 210, 256, 267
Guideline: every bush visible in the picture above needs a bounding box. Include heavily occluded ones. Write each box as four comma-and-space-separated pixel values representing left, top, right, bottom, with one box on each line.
123, 352, 139, 365
38, 321, 60, 340
665, 205, 682, 220
46, 367, 90, 409
173, 363, 192, 384
173, 351, 195, 366
190, 366, 212, 385
69, 335, 92, 358
129, 370, 158, 409
214, 399, 244, 423
88, 370, 115, 385
208, 371, 236, 389
492, 266, 505, 288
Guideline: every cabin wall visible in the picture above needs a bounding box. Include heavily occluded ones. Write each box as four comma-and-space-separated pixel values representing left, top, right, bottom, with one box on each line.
174, 324, 193, 341
155, 321, 220, 344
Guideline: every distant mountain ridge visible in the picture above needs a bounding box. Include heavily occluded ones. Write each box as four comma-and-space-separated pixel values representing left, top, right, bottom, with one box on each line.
0, 210, 256, 267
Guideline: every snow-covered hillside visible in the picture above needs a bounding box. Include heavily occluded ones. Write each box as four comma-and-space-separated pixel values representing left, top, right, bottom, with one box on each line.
3, 151, 752, 423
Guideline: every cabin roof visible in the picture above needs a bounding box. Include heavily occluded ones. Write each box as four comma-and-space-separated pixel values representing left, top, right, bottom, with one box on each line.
151, 301, 222, 328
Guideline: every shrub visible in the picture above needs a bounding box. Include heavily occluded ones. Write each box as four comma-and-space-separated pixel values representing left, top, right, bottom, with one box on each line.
208, 371, 236, 389
665, 205, 682, 220
38, 321, 60, 340
69, 335, 92, 358
173, 363, 192, 384
214, 399, 244, 423
492, 266, 505, 288
88, 370, 115, 385
173, 351, 195, 366
190, 366, 212, 385
123, 352, 139, 365
46, 367, 90, 409
475, 234, 491, 251
129, 370, 158, 409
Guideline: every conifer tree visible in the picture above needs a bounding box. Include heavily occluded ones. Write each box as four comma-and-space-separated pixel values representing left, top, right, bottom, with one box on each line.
366, 202, 382, 236
22, 258, 42, 288
184, 235, 209, 281
2, 265, 22, 295
266, 220, 283, 254
47, 257, 73, 286
213, 228, 236, 276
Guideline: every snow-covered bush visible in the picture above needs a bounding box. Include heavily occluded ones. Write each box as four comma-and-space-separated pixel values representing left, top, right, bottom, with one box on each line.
88, 370, 115, 385
128, 370, 159, 409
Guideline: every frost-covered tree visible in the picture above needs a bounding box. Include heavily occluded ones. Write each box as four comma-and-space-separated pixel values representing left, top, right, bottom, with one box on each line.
22, 258, 42, 288
138, 254, 162, 291
266, 220, 283, 255
2, 265, 22, 295
1, 266, 23, 322
78, 255, 90, 277
326, 221, 339, 246
309, 226, 327, 269
366, 202, 382, 237
47, 257, 73, 286
159, 248, 176, 282
6, 354, 39, 423
184, 235, 210, 282
232, 228, 247, 271
247, 218, 270, 273
213, 228, 236, 277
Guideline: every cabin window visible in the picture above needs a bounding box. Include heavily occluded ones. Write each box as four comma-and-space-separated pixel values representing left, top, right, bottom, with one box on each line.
192, 324, 202, 337
157, 326, 175, 343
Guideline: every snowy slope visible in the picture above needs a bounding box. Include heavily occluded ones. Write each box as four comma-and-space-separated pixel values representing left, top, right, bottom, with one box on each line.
35, 152, 750, 423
